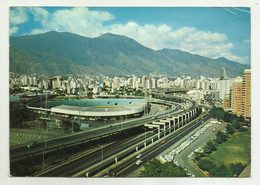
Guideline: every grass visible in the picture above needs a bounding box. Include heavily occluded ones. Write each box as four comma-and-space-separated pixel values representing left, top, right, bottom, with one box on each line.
209, 130, 251, 166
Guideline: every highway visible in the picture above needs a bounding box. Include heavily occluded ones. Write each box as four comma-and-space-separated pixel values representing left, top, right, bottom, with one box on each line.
37, 131, 155, 177
10, 99, 187, 162
93, 113, 212, 177
35, 99, 199, 177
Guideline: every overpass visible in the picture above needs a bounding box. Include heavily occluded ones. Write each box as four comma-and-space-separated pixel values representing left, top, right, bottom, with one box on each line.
10, 97, 200, 163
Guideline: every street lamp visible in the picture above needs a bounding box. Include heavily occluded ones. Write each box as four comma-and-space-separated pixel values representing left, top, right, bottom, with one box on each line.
143, 127, 147, 147
98, 144, 104, 163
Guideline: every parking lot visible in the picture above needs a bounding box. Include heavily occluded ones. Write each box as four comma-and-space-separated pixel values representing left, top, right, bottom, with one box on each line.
165, 120, 227, 177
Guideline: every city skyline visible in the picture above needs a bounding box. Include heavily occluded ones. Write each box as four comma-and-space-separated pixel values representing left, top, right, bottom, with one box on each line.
6, 4, 253, 181
10, 7, 250, 65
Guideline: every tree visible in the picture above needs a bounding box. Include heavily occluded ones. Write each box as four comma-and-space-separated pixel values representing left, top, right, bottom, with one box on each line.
197, 159, 216, 172
215, 131, 228, 144
139, 159, 162, 177
204, 141, 217, 154
160, 162, 188, 177
226, 124, 235, 135
232, 119, 241, 129
139, 159, 187, 177
62, 120, 72, 132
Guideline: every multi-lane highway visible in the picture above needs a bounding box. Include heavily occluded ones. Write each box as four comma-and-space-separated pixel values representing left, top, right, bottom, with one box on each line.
11, 96, 201, 178
92, 113, 212, 177
10, 99, 185, 162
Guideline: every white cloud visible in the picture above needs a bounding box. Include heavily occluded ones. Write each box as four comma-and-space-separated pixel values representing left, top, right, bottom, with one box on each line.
29, 7, 49, 24
10, 7, 28, 25
31, 29, 45, 35
10, 26, 19, 35
36, 7, 114, 37
107, 22, 249, 64
26, 7, 249, 65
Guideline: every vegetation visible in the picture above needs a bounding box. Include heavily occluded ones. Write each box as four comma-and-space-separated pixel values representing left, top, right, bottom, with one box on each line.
62, 120, 80, 132
209, 131, 251, 166
139, 159, 188, 177
10, 102, 38, 129
209, 107, 245, 124
193, 106, 250, 177
152, 94, 184, 103
194, 128, 250, 177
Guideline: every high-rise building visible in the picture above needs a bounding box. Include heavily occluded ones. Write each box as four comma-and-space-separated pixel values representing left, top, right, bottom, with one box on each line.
231, 80, 243, 115
219, 67, 231, 100
220, 67, 228, 80
230, 69, 251, 120
242, 69, 251, 120
151, 78, 157, 89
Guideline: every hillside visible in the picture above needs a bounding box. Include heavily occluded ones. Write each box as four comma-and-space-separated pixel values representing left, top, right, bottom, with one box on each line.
10, 31, 249, 77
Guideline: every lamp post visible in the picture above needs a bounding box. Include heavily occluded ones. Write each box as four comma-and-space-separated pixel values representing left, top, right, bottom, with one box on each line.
99, 145, 104, 163
43, 93, 48, 170
143, 127, 147, 147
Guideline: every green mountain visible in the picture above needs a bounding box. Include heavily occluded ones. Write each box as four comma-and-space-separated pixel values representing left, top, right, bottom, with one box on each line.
10, 31, 249, 77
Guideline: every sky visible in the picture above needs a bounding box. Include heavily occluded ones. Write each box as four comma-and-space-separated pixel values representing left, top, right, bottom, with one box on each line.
9, 7, 251, 65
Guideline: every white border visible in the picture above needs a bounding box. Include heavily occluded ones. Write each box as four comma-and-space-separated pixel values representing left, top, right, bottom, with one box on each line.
1, 1, 259, 185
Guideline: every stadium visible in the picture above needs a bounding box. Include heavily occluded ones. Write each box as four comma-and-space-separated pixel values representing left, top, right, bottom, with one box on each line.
27, 98, 149, 120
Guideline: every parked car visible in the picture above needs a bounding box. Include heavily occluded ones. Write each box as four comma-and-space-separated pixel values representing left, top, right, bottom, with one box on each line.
136, 160, 142, 165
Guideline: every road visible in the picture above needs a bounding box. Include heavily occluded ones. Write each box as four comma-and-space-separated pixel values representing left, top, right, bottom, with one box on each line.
90, 113, 211, 177
10, 100, 186, 162
37, 130, 155, 176
175, 119, 227, 177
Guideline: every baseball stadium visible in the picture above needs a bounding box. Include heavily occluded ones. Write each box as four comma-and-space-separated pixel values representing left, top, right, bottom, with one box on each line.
27, 98, 149, 120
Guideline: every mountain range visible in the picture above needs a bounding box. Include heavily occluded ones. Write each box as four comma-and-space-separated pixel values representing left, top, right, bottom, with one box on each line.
10, 31, 249, 77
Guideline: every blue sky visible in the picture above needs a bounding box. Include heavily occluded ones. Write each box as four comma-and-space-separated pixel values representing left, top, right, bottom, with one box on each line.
9, 7, 251, 65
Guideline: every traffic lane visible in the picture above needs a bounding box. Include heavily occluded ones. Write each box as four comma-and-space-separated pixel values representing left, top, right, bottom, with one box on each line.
11, 101, 194, 159
40, 131, 153, 176
115, 118, 209, 177
175, 122, 227, 177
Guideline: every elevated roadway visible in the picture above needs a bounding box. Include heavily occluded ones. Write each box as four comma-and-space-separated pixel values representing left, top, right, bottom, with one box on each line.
10, 97, 199, 163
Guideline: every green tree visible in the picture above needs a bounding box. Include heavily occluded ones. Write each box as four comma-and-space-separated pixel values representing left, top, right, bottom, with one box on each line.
139, 159, 162, 177
139, 159, 187, 177
160, 162, 188, 177
204, 141, 217, 154
226, 124, 235, 135
197, 159, 216, 172
215, 131, 228, 144
232, 119, 241, 129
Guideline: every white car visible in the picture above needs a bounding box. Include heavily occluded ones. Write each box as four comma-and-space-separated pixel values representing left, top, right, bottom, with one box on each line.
136, 160, 142, 165
136, 154, 142, 159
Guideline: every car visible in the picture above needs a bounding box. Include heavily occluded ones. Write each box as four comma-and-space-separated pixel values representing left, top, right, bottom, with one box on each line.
27, 141, 38, 148
136, 159, 142, 165
161, 140, 166, 144
212, 128, 216, 132
152, 116, 158, 120
136, 154, 142, 158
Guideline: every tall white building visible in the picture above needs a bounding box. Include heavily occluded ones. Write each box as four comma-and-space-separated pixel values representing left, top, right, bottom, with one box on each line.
219, 79, 231, 100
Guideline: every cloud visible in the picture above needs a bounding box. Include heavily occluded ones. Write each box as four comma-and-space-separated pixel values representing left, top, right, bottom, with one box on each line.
31, 29, 45, 35
10, 26, 19, 35
10, 7, 28, 25
29, 7, 49, 24
33, 7, 114, 37
108, 22, 249, 64
25, 7, 249, 65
